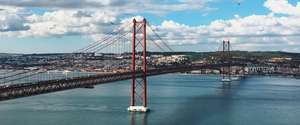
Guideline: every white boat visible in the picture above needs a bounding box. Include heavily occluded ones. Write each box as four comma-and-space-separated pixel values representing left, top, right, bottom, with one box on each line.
63, 70, 71, 73
63, 70, 71, 75
231, 76, 240, 81
221, 78, 232, 82
190, 70, 202, 74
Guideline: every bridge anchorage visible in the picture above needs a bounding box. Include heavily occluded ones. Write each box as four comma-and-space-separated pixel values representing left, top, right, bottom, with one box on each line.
127, 18, 149, 112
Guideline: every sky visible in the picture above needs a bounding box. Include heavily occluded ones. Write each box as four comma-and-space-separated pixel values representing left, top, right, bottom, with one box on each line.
0, 0, 300, 53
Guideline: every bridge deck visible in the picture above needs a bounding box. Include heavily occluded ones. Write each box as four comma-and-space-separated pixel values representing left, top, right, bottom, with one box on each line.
0, 64, 240, 101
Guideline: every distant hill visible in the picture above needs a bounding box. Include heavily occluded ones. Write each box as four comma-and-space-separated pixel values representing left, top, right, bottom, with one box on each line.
148, 51, 300, 61
1, 51, 300, 61
0, 53, 22, 57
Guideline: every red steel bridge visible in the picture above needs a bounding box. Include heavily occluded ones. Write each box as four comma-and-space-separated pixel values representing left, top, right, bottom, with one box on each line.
0, 18, 245, 112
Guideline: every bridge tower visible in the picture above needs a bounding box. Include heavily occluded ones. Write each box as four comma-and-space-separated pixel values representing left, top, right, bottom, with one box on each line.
128, 18, 149, 112
221, 40, 232, 82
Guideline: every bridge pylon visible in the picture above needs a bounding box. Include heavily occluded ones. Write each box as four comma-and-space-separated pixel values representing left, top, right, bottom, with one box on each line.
128, 18, 149, 112
221, 40, 232, 83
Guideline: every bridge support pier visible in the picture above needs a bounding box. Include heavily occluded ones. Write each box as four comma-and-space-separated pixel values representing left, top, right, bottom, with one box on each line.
128, 106, 149, 112
128, 18, 149, 113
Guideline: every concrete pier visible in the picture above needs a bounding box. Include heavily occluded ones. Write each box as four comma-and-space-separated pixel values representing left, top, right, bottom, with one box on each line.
128, 106, 149, 112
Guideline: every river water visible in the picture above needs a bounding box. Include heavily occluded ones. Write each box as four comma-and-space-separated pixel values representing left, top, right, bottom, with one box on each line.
0, 74, 300, 125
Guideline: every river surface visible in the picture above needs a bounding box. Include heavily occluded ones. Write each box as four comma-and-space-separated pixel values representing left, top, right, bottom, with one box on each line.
1, 74, 300, 125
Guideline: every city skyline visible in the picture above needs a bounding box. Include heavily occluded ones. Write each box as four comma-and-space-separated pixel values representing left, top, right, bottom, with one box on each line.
0, 0, 300, 53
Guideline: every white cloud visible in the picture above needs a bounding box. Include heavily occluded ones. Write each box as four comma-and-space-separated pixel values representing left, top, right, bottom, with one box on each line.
0, 0, 213, 15
264, 0, 300, 16
0, 6, 29, 32
149, 12, 300, 52
1, 0, 300, 52
0, 0, 215, 38
0, 9, 119, 37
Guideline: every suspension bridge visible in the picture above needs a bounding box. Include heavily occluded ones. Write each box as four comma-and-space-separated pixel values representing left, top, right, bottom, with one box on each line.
0, 18, 246, 112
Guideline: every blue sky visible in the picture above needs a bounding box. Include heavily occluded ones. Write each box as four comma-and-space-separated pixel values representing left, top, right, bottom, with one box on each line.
0, 0, 300, 53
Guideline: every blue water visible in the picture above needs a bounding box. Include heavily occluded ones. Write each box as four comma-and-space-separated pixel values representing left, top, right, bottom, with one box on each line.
1, 74, 300, 125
